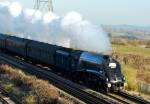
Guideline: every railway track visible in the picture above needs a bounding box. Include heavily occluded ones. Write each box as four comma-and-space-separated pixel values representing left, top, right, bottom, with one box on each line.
0, 53, 150, 104
117, 91, 150, 104
0, 53, 114, 104
86, 89, 150, 104
107, 93, 133, 104
0, 86, 12, 104
0, 96, 9, 104
0, 84, 20, 104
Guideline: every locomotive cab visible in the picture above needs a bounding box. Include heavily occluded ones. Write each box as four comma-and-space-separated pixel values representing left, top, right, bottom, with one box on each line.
78, 52, 108, 89
79, 52, 105, 73
78, 52, 125, 91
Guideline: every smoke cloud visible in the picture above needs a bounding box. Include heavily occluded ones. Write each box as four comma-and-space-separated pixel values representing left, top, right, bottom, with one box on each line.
0, 1, 111, 54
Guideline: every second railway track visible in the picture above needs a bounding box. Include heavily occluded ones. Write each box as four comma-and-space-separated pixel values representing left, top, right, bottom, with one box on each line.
0, 86, 16, 104
117, 91, 150, 104
0, 95, 9, 104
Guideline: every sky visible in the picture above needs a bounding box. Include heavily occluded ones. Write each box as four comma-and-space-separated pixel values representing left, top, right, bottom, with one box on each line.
2, 0, 150, 26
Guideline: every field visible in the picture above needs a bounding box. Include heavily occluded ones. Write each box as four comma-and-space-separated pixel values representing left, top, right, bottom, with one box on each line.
111, 38, 150, 95
112, 44, 150, 57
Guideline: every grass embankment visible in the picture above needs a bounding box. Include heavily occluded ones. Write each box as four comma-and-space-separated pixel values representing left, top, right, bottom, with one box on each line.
111, 38, 150, 95
0, 65, 78, 104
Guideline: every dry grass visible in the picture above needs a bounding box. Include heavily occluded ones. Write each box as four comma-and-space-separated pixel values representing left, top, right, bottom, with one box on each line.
111, 38, 150, 95
111, 38, 150, 47
137, 71, 150, 84
0, 64, 76, 104
122, 65, 139, 91
112, 52, 150, 84
31, 80, 58, 103
112, 52, 150, 70
111, 38, 127, 46
57, 97, 75, 104
22, 95, 36, 104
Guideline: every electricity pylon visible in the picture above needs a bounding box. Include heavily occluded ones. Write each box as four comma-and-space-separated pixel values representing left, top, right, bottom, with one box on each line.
34, 0, 53, 12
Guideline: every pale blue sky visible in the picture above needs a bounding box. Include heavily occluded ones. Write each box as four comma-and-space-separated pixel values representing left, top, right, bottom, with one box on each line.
16, 0, 150, 26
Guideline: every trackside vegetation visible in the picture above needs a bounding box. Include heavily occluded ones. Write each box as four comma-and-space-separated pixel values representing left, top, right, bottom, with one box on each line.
111, 38, 150, 99
0, 64, 81, 104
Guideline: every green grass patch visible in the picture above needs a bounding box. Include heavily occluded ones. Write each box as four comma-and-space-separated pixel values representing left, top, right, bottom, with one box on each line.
112, 44, 150, 57
22, 95, 36, 104
4, 83, 15, 93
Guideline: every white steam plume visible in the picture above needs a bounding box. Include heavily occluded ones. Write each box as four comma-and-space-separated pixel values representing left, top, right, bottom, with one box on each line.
0, 1, 111, 54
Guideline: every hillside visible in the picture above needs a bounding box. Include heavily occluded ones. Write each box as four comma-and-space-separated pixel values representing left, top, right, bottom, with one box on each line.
102, 25, 150, 40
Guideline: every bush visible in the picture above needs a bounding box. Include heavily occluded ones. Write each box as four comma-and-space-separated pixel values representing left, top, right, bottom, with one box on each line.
123, 66, 139, 91
0, 66, 6, 74
0, 65, 25, 86
31, 80, 59, 103
22, 95, 36, 104
146, 41, 150, 48
57, 97, 74, 104
4, 84, 15, 93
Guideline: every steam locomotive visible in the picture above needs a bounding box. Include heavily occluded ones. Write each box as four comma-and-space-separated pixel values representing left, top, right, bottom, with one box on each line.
0, 33, 125, 92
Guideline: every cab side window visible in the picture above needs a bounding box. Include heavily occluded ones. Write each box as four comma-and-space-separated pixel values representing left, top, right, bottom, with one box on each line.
81, 61, 99, 71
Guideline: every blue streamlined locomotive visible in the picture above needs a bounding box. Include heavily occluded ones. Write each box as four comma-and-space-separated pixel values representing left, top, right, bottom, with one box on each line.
0, 33, 125, 92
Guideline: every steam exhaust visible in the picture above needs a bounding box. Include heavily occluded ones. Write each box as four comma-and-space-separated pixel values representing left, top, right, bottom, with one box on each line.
0, 1, 111, 54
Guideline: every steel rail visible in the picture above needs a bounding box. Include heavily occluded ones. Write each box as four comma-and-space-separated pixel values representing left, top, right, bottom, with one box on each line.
0, 86, 11, 104
0, 96, 9, 104
118, 91, 150, 104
